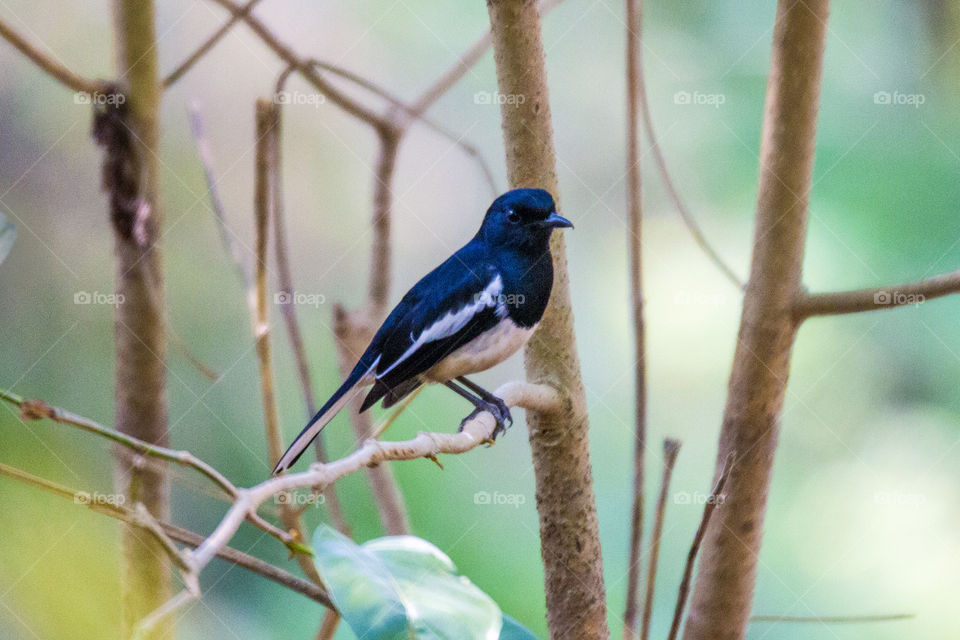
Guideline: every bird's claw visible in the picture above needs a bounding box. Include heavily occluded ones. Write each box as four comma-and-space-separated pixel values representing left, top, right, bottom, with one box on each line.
458, 398, 513, 442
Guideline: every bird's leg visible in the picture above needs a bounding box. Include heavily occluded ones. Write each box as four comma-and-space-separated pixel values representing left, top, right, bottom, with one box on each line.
453, 377, 513, 433
444, 379, 512, 439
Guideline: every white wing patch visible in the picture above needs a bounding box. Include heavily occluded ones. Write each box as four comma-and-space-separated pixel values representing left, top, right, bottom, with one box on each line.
378, 274, 504, 378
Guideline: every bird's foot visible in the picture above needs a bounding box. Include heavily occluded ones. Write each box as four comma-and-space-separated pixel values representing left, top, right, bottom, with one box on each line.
458, 397, 513, 441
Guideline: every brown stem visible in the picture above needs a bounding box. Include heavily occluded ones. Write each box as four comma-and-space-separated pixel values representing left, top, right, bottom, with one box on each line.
682, 2, 829, 639
486, 1, 608, 638
162, 0, 264, 89
795, 269, 960, 318
105, 2, 171, 636
667, 453, 734, 640
0, 17, 101, 94
639, 440, 680, 640
0, 462, 332, 607
253, 99, 325, 588
268, 101, 351, 536
622, 0, 647, 636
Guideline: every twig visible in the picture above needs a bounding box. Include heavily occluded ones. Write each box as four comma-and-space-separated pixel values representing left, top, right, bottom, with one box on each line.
634, 20, 743, 289
0, 18, 101, 94
0, 462, 331, 606
622, 0, 648, 635
253, 99, 325, 587
0, 386, 305, 553
267, 95, 351, 537
639, 439, 680, 640
132, 590, 196, 640
134, 382, 559, 633
667, 452, 734, 640
162, 0, 264, 89
750, 614, 914, 624
371, 387, 422, 439
203, 0, 391, 132
795, 269, 960, 319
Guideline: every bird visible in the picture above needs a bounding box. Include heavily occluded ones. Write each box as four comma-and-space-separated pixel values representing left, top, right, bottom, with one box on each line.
272, 188, 572, 474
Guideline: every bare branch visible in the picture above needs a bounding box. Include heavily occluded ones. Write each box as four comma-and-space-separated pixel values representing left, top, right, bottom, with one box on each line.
0, 386, 307, 553
622, 0, 648, 635
162, 0, 265, 89
137, 381, 559, 632
0, 462, 332, 607
795, 269, 960, 319
0, 17, 101, 94
639, 440, 681, 640
267, 97, 351, 536
667, 452, 734, 640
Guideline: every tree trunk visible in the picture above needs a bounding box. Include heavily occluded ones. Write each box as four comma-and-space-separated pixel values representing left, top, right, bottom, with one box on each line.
486, 1, 609, 638
682, 1, 829, 638
109, 1, 171, 637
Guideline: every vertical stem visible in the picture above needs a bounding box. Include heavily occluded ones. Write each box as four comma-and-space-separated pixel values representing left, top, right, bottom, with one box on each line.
639, 439, 680, 640
682, 2, 829, 639
486, 1, 608, 638
109, 1, 170, 637
622, 0, 647, 637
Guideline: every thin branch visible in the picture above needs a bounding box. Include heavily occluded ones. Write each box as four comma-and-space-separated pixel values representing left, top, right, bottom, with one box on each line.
0, 386, 306, 553
622, 0, 648, 635
162, 0, 264, 89
750, 614, 914, 624
667, 452, 734, 640
639, 439, 680, 640
0, 462, 331, 607
795, 269, 960, 319
634, 23, 743, 289
0, 17, 101, 94
253, 99, 325, 587
268, 95, 351, 537
202, 382, 556, 574
203, 0, 392, 132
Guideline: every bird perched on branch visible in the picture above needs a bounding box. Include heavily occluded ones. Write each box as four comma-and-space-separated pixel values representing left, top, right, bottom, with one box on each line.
273, 188, 572, 474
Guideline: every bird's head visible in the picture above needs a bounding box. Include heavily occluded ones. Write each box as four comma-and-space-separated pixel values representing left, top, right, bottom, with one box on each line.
479, 188, 573, 253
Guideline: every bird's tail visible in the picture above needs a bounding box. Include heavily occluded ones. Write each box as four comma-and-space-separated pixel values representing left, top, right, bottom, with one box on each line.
271, 357, 378, 474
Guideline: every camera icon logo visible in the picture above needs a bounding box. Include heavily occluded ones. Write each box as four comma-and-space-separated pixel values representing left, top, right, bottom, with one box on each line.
873, 91, 891, 105
674, 91, 691, 105
473, 491, 491, 505
873, 290, 891, 304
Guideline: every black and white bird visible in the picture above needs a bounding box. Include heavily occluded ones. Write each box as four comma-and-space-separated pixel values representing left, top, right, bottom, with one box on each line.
272, 188, 572, 474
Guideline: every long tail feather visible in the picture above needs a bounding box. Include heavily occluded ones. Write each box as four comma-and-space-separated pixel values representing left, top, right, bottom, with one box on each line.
271, 358, 378, 474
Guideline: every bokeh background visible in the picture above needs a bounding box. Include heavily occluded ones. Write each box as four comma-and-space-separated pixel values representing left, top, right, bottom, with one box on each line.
2, 0, 960, 638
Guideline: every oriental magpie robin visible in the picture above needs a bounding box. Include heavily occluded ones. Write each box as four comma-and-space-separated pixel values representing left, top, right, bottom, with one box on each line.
272, 188, 572, 474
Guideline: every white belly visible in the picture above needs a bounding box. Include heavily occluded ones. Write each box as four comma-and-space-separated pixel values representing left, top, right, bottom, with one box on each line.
423, 319, 535, 383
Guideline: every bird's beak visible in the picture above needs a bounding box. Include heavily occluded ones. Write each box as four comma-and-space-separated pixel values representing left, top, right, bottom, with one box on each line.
542, 212, 574, 229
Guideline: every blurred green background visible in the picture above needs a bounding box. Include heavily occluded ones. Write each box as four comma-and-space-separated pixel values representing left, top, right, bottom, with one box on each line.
2, 0, 960, 638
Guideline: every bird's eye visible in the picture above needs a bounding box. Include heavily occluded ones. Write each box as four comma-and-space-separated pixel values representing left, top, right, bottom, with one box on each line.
506, 209, 520, 223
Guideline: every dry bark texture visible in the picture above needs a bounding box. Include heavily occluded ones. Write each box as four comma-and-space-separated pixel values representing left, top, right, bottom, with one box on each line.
486, 1, 608, 638
682, 1, 830, 639
107, 1, 171, 638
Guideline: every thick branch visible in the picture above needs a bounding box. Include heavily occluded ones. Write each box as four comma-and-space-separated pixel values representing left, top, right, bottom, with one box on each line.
487, 1, 609, 638
682, 2, 829, 639
795, 269, 960, 318
0, 17, 101, 94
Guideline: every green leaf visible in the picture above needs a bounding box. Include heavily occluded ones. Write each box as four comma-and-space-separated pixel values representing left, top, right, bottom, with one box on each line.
498, 614, 540, 640
0, 212, 16, 266
312, 526, 502, 640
